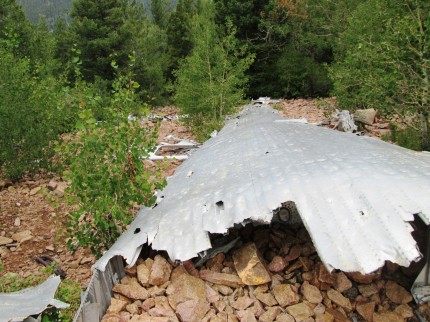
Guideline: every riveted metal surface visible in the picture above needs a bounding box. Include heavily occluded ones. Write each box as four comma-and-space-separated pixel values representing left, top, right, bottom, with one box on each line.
95, 105, 430, 274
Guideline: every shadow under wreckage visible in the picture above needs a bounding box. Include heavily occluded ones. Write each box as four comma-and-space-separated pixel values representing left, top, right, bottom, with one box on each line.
75, 104, 430, 321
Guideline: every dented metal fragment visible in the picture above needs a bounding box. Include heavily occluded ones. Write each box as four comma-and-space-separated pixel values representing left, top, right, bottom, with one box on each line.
95, 105, 430, 275
0, 275, 68, 322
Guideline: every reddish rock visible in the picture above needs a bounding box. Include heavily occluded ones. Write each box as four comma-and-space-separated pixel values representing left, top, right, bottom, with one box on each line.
0, 236, 13, 246
315, 313, 334, 322
137, 262, 151, 286
176, 299, 210, 322
11, 230, 32, 243
166, 272, 207, 310
302, 281, 323, 304
233, 243, 271, 286
170, 265, 188, 282
285, 260, 303, 273
183, 260, 200, 277
101, 313, 125, 322
385, 281, 412, 304
285, 303, 314, 321
255, 291, 278, 307
272, 284, 300, 307
274, 314, 295, 322
327, 289, 352, 312
231, 296, 254, 310
373, 312, 403, 322
334, 272, 352, 293
394, 304, 414, 318
259, 306, 281, 322
347, 270, 381, 284
250, 300, 265, 317
356, 301, 375, 321
29, 186, 41, 196
354, 108, 377, 125
268, 256, 287, 273
205, 283, 220, 303
149, 255, 172, 286
113, 278, 150, 300
299, 257, 313, 272
358, 283, 378, 297
200, 270, 243, 288
148, 296, 177, 319
313, 303, 325, 315
125, 302, 139, 315
213, 284, 233, 296
236, 309, 257, 322
47, 180, 57, 191
316, 263, 336, 286
141, 298, 156, 312
124, 265, 137, 277
106, 298, 128, 314
325, 308, 347, 322
284, 245, 301, 262
207, 253, 225, 268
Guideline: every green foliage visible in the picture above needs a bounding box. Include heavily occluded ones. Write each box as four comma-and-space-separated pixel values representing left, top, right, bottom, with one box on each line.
69, 0, 132, 81
151, 0, 173, 29
166, 0, 197, 78
383, 124, 423, 151
60, 70, 166, 256
174, 1, 254, 139
330, 0, 430, 150
0, 262, 81, 322
0, 47, 62, 180
127, 14, 172, 103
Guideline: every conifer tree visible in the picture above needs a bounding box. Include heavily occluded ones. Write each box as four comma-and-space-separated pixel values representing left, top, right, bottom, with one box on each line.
166, 0, 197, 78
151, 0, 173, 29
69, 0, 131, 81
174, 0, 254, 139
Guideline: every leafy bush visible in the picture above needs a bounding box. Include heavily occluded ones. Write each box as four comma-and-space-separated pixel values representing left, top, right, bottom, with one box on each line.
382, 123, 423, 151
60, 70, 166, 256
0, 47, 62, 180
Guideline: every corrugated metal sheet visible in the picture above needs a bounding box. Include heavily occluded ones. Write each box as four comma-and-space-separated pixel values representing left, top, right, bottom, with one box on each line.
73, 256, 125, 322
95, 105, 430, 274
0, 275, 68, 322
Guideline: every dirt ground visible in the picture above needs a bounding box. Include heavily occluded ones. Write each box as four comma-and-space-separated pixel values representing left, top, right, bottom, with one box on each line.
0, 106, 196, 288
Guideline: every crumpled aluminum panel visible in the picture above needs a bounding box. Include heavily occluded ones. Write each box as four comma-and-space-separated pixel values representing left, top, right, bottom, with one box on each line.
0, 275, 68, 322
95, 106, 430, 274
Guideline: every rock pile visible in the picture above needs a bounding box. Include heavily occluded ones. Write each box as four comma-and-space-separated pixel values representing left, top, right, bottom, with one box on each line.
102, 223, 425, 322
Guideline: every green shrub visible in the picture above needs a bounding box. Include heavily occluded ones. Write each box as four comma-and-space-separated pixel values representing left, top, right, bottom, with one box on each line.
383, 123, 423, 151
0, 47, 62, 180
59, 70, 166, 256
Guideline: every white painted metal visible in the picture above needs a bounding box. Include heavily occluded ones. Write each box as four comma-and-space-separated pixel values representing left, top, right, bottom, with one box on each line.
0, 275, 68, 322
95, 105, 430, 274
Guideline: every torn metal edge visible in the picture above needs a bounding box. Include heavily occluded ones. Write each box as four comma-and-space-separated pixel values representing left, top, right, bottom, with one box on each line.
0, 275, 68, 322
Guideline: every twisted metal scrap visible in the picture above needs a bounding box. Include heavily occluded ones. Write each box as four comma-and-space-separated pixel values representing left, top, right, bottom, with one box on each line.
95, 105, 430, 274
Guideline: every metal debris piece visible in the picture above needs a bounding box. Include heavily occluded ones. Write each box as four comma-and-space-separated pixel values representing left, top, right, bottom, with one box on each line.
195, 237, 240, 267
274, 118, 308, 124
332, 109, 358, 132
95, 105, 430, 275
148, 136, 200, 161
252, 97, 281, 105
0, 275, 69, 322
